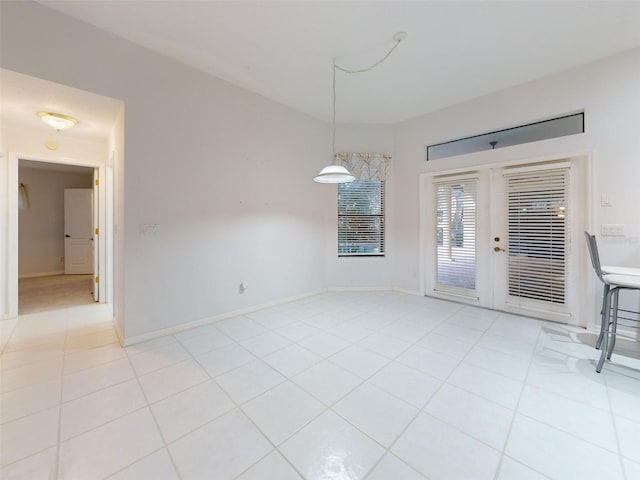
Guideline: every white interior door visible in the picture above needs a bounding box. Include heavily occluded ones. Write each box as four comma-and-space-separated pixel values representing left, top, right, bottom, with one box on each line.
64, 188, 94, 275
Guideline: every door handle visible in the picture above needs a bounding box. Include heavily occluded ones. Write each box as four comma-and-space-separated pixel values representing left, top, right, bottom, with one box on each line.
65, 234, 71, 238
493, 246, 506, 252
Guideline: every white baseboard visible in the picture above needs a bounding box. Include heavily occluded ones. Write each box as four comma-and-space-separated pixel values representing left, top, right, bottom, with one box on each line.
18, 270, 64, 279
393, 287, 422, 296
122, 288, 327, 346
327, 286, 393, 292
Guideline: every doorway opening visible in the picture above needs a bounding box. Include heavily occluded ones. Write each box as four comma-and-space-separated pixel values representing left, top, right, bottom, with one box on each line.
1, 69, 123, 340
18, 160, 97, 314
8, 153, 111, 319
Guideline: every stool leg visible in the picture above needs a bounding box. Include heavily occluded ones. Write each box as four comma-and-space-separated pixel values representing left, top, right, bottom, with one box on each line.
596, 288, 614, 373
596, 283, 610, 350
607, 289, 620, 360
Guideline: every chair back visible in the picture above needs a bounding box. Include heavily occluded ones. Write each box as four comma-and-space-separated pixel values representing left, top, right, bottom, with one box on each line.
584, 231, 606, 282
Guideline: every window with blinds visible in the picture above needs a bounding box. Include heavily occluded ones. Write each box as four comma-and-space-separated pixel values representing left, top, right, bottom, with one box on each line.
505, 167, 568, 305
434, 178, 477, 295
338, 180, 385, 256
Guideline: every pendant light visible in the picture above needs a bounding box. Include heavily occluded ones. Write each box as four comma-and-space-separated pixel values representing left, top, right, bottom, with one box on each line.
313, 32, 406, 184
314, 59, 355, 183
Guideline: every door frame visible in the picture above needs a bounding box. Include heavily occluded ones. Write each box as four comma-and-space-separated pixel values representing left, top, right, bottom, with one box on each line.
420, 150, 595, 328
4, 152, 110, 318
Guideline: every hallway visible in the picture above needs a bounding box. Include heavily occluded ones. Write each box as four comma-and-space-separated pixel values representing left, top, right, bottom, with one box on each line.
19, 275, 94, 315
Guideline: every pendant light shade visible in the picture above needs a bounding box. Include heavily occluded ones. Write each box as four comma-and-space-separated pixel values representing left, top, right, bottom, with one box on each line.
313, 165, 355, 183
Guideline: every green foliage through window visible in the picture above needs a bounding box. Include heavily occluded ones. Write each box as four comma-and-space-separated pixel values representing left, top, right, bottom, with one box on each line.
338, 180, 385, 256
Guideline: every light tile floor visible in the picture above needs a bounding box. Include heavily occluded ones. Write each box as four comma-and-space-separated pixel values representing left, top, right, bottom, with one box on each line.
1, 292, 640, 479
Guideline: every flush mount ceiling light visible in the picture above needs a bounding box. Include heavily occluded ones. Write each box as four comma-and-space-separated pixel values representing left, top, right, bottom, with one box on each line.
37, 111, 79, 131
314, 32, 406, 184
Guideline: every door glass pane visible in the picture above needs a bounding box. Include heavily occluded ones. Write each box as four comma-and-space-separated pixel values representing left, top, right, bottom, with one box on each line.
505, 168, 568, 305
435, 179, 477, 295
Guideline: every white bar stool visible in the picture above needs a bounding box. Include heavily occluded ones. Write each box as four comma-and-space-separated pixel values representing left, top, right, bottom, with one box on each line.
585, 232, 640, 372
596, 265, 640, 349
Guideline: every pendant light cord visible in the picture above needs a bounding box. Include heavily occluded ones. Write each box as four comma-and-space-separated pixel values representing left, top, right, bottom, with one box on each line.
335, 37, 403, 74
332, 33, 404, 158
332, 58, 337, 156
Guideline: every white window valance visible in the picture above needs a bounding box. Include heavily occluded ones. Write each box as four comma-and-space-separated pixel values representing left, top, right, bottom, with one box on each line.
335, 153, 390, 181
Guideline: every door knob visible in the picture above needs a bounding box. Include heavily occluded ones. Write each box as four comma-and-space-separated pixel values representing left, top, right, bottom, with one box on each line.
494, 246, 505, 252
494, 237, 500, 242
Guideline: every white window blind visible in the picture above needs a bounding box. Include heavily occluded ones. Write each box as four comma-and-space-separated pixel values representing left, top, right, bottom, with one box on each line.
338, 180, 385, 256
505, 167, 568, 305
434, 178, 477, 295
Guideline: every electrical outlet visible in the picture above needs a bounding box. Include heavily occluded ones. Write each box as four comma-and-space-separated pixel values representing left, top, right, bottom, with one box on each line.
139, 223, 159, 236
601, 224, 625, 236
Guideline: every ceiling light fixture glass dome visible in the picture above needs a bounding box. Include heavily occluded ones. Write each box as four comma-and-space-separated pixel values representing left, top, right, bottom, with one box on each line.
37, 111, 79, 131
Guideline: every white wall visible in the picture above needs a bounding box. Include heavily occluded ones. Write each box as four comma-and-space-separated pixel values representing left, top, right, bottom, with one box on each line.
18, 166, 93, 276
393, 49, 640, 323
1, 124, 108, 162
1, 1, 332, 339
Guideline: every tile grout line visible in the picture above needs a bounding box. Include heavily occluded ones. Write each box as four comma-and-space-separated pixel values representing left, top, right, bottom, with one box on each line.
352, 311, 462, 479
492, 322, 549, 480
151, 322, 323, 479
101, 446, 170, 480
53, 307, 71, 480
356, 305, 488, 480
122, 343, 185, 480
199, 299, 411, 478
602, 371, 629, 480
259, 297, 433, 478
0, 316, 20, 356
175, 331, 310, 480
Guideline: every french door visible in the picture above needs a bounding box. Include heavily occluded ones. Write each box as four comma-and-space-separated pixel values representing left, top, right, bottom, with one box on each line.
426, 159, 585, 323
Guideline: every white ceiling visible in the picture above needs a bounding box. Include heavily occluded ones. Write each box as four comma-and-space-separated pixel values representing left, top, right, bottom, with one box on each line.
0, 0, 640, 141
1, 69, 123, 142
20, 159, 95, 175
26, 2, 640, 124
